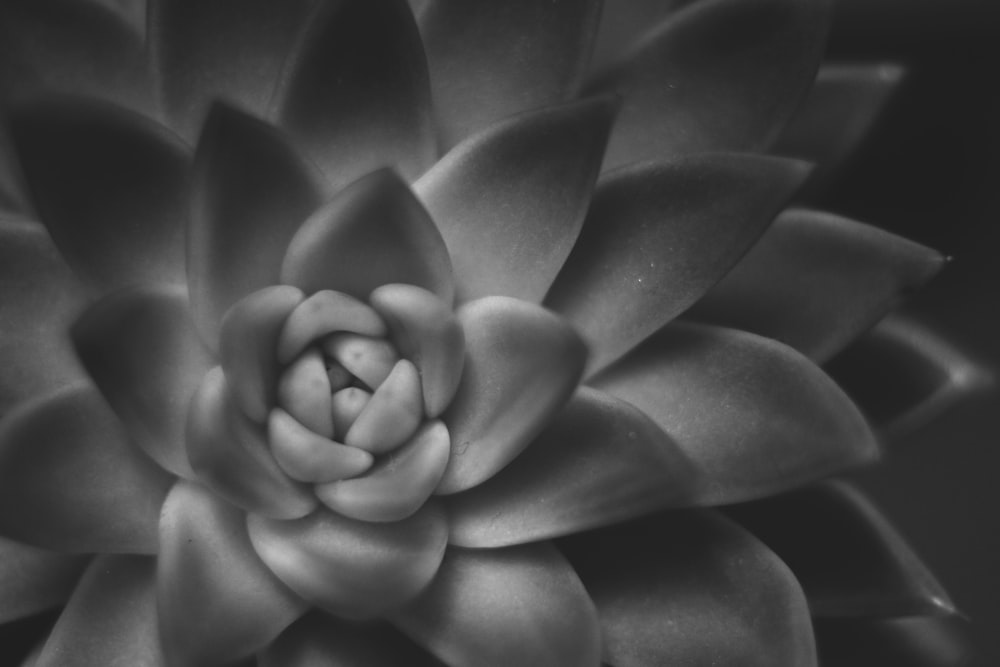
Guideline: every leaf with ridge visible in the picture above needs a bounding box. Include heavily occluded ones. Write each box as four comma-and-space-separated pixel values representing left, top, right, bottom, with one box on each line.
0, 536, 88, 624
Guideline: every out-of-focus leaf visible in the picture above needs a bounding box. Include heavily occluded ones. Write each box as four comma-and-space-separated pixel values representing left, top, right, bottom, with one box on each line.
158, 481, 307, 667
589, 0, 698, 74
416, 0, 602, 147
34, 556, 165, 667
591, 323, 878, 505
275, 0, 435, 190
0, 221, 87, 416
685, 208, 944, 363
416, 98, 617, 303
438, 297, 585, 494
725, 481, 955, 618
559, 509, 816, 667
10, 97, 190, 292
826, 314, 992, 439
815, 616, 985, 667
149, 0, 317, 140
282, 170, 454, 305
447, 387, 696, 547
0, 537, 88, 624
391, 543, 602, 667
589, 0, 832, 170
546, 154, 809, 373
72, 286, 211, 478
187, 103, 323, 346
0, 385, 173, 553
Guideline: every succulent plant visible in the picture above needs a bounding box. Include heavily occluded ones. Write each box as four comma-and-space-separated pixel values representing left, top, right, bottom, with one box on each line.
0, 0, 989, 665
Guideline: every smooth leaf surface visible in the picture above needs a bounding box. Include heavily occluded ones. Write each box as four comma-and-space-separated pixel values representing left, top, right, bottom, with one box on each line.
187, 103, 324, 346
417, 0, 602, 146
0, 221, 87, 415
10, 97, 191, 292
149, 0, 317, 140
591, 323, 878, 505
391, 543, 602, 667
685, 208, 944, 362
589, 0, 697, 74
416, 98, 617, 303
0, 385, 173, 553
275, 0, 435, 189
158, 482, 307, 667
559, 510, 816, 667
282, 169, 454, 303
34, 556, 165, 667
589, 0, 832, 170
0, 536, 88, 624
72, 286, 211, 478
546, 154, 810, 373
447, 387, 696, 547
726, 481, 955, 618
438, 297, 586, 494
815, 617, 984, 667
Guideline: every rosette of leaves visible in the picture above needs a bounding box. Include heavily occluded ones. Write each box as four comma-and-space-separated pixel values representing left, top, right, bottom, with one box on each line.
0, 0, 988, 665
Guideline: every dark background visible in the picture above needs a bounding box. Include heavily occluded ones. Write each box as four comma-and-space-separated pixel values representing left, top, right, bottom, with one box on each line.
826, 0, 1000, 660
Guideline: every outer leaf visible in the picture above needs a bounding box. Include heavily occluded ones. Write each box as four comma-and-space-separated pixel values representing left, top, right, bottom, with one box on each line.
417, 0, 603, 147
281, 169, 454, 304
10, 97, 191, 291
589, 0, 832, 170
187, 103, 324, 346
559, 509, 817, 667
447, 387, 697, 547
589, 0, 697, 74
34, 556, 165, 667
72, 286, 211, 478
0, 221, 87, 416
261, 612, 442, 667
0, 385, 173, 553
591, 323, 878, 506
545, 154, 810, 373
685, 209, 945, 362
815, 617, 983, 667
275, 0, 435, 190
391, 543, 602, 667
725, 481, 955, 618
826, 314, 991, 439
158, 482, 307, 667
415, 98, 617, 303
438, 297, 586, 494
0, 537, 88, 624
149, 0, 317, 140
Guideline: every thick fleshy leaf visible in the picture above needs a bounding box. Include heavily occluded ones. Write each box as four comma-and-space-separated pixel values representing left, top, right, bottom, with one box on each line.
158, 481, 307, 667
685, 208, 945, 362
560, 510, 817, 666
149, 0, 317, 140
72, 286, 211, 478
248, 503, 448, 620
416, 98, 617, 303
437, 297, 586, 494
281, 169, 454, 303
10, 97, 191, 291
268, 409, 373, 483
545, 154, 810, 373
725, 481, 955, 618
0, 537, 88, 624
0, 385, 173, 553
277, 291, 387, 365
417, 0, 603, 147
592, 323, 878, 505
391, 542, 601, 667
345, 360, 424, 454
0, 221, 87, 415
33, 556, 164, 667
274, 0, 435, 190
186, 368, 318, 520
262, 613, 442, 667
815, 617, 984, 667
774, 63, 906, 193
589, 0, 697, 74
826, 314, 991, 439
187, 103, 324, 345
447, 387, 696, 547
590, 0, 832, 170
